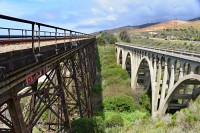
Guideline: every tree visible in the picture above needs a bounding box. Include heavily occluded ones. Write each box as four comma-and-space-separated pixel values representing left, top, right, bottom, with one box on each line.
109, 36, 117, 44
97, 32, 117, 45
119, 30, 130, 42
97, 36, 105, 46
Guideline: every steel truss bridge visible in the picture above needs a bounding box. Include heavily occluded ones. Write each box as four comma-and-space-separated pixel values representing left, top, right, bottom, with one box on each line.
0, 15, 96, 132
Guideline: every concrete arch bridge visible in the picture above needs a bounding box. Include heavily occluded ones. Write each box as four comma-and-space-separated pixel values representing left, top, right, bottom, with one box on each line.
115, 43, 200, 117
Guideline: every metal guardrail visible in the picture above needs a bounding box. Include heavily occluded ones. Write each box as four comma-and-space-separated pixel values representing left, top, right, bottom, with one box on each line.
0, 14, 94, 54
116, 43, 200, 59
140, 46, 200, 58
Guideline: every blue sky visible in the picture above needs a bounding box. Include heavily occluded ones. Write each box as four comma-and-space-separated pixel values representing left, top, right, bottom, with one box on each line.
0, 0, 200, 33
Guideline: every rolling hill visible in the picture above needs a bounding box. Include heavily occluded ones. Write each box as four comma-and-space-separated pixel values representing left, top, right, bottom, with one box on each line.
130, 20, 189, 33
93, 16, 200, 35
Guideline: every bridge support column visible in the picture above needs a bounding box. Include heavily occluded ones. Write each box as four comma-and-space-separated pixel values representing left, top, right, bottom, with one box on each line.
8, 94, 30, 133
152, 58, 157, 115
78, 50, 90, 117
131, 53, 136, 90
56, 66, 71, 132
83, 48, 93, 117
117, 48, 120, 65
122, 50, 126, 69
179, 63, 183, 79
154, 60, 162, 112
160, 62, 168, 108
169, 63, 175, 91
153, 58, 157, 83
71, 57, 83, 118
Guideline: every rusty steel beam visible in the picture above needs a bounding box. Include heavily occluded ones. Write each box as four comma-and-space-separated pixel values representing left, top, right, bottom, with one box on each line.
71, 56, 83, 118
0, 38, 96, 132
56, 66, 71, 132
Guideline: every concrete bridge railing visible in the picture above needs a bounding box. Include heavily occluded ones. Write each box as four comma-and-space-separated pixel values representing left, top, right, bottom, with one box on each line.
115, 43, 200, 117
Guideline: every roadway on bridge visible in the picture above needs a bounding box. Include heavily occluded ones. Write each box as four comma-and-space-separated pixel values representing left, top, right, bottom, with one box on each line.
0, 38, 88, 53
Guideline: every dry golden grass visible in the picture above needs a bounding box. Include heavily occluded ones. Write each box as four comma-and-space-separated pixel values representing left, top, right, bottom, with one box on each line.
177, 20, 200, 30
129, 20, 200, 33
103, 84, 134, 98
130, 20, 188, 33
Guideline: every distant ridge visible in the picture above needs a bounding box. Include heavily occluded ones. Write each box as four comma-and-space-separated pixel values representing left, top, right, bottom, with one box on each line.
91, 26, 135, 35
136, 22, 160, 28
92, 16, 200, 35
189, 17, 200, 21
91, 22, 160, 35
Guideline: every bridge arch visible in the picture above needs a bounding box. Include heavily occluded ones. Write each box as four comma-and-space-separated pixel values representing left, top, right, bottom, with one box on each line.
115, 47, 118, 57
118, 49, 123, 65
125, 52, 132, 77
134, 57, 154, 90
133, 56, 156, 114
159, 74, 200, 114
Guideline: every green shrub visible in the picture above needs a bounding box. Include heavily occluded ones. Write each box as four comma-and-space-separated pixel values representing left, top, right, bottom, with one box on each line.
94, 116, 105, 133
71, 117, 105, 133
103, 94, 138, 112
138, 92, 151, 111
109, 36, 117, 44
72, 117, 94, 133
106, 114, 124, 127
97, 36, 105, 46
93, 83, 102, 93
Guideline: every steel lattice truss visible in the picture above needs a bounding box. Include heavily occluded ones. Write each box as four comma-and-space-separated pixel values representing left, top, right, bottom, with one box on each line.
0, 41, 96, 133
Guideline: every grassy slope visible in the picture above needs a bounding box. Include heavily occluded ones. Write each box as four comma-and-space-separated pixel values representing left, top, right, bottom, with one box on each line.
98, 45, 132, 98
93, 45, 133, 113
93, 45, 151, 132
178, 21, 200, 30
126, 35, 200, 52
128, 20, 200, 52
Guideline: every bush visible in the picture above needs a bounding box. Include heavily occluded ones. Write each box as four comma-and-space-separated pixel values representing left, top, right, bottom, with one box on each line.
97, 36, 105, 46
119, 30, 130, 42
138, 92, 151, 111
71, 117, 105, 133
103, 94, 138, 112
72, 117, 94, 133
99, 32, 117, 44
94, 116, 105, 133
109, 36, 117, 44
93, 83, 102, 93
106, 114, 124, 127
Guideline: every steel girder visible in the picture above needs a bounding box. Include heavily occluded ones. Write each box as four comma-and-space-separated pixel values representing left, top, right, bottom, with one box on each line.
0, 40, 96, 132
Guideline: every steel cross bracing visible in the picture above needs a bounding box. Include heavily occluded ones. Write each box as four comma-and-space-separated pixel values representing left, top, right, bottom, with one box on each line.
0, 40, 96, 132
0, 15, 97, 133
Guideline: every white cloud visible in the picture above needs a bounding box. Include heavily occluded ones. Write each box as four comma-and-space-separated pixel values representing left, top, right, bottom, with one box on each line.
81, 14, 117, 26
95, 0, 131, 13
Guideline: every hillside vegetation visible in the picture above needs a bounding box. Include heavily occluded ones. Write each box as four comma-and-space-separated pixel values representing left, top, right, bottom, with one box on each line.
127, 35, 200, 52
72, 31, 200, 132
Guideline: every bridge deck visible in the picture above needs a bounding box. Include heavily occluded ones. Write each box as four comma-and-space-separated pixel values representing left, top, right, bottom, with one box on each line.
116, 43, 200, 63
0, 38, 87, 53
